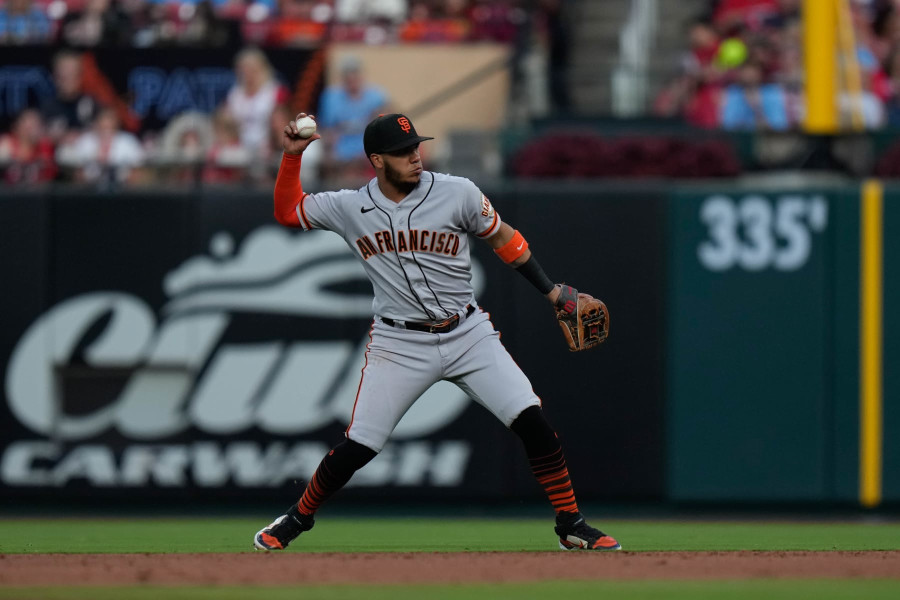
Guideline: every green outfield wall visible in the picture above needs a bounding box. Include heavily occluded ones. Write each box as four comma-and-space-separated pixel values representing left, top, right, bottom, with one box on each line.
885, 186, 900, 502
667, 182, 899, 505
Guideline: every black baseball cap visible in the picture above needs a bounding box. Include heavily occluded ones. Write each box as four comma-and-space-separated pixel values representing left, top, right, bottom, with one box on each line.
363, 113, 434, 156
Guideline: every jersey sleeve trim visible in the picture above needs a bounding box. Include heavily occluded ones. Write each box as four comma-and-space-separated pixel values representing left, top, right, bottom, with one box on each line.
296, 193, 313, 230
476, 212, 501, 238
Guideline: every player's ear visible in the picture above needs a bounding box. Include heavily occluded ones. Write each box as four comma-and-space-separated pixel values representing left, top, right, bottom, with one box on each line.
369, 153, 383, 169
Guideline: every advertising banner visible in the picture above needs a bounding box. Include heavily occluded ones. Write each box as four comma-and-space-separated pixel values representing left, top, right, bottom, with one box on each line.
0, 187, 668, 505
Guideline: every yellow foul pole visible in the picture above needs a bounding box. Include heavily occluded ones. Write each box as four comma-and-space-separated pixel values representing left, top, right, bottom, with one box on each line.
860, 180, 884, 508
804, 0, 838, 133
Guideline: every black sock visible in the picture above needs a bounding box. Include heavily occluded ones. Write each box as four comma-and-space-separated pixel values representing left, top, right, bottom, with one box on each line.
297, 438, 377, 516
511, 406, 580, 515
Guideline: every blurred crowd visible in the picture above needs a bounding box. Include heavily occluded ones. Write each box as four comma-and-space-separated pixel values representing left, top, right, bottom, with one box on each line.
0, 0, 533, 47
0, 46, 391, 187
654, 0, 900, 131
0, 0, 566, 187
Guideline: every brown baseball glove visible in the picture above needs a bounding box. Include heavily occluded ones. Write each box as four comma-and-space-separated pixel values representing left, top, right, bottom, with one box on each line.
554, 285, 609, 352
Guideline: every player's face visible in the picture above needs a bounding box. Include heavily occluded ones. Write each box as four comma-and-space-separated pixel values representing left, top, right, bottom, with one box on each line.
381, 144, 423, 191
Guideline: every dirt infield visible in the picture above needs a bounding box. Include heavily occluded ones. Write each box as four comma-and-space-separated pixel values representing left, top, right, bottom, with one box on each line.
2, 552, 899, 585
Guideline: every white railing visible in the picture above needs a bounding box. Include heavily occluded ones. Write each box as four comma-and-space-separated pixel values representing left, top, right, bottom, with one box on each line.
612, 0, 658, 116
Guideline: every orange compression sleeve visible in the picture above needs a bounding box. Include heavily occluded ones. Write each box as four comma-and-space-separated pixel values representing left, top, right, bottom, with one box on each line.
494, 230, 529, 264
273, 153, 304, 227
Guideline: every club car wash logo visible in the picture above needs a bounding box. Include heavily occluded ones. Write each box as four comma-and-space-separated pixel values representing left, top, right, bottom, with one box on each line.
2, 227, 484, 489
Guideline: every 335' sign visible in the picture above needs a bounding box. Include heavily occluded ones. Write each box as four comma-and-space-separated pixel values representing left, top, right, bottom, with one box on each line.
697, 195, 828, 272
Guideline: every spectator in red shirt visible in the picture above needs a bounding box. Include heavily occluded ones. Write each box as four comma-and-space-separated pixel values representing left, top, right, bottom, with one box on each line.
468, 0, 520, 42
713, 0, 780, 32
654, 19, 724, 128
0, 109, 57, 184
203, 109, 252, 184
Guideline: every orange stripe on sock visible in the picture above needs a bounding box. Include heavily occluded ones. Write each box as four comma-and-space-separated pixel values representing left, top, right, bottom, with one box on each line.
554, 501, 579, 513
529, 449, 580, 516
532, 467, 564, 476
537, 472, 569, 487
551, 498, 576, 509
528, 448, 563, 463
536, 471, 562, 483
298, 498, 315, 515
549, 490, 575, 502
545, 482, 572, 493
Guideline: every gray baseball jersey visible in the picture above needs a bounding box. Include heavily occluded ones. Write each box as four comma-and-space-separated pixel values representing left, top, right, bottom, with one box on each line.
289, 170, 538, 452
294, 171, 501, 321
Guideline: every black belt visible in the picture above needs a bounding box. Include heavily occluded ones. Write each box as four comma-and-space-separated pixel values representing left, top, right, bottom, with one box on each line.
381, 305, 475, 334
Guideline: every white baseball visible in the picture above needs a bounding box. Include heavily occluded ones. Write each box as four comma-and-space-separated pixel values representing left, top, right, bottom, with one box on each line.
294, 116, 317, 139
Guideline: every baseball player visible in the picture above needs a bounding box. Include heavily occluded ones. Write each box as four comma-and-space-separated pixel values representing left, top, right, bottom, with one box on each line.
254, 112, 618, 551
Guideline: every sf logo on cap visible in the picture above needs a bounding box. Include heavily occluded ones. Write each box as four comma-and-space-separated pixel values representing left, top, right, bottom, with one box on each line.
398, 117, 411, 133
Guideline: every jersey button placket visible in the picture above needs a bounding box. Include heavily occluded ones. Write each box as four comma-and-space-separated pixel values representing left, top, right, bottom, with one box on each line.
394, 206, 430, 319
397, 210, 414, 266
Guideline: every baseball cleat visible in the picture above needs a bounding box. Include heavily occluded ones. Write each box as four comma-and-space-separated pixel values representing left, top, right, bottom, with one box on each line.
253, 506, 314, 551
554, 512, 621, 551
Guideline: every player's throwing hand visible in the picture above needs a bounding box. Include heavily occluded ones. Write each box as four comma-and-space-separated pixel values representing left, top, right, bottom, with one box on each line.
282, 113, 321, 155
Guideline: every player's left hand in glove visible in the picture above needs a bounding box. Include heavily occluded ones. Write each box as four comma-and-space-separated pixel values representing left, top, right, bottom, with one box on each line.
554, 285, 609, 352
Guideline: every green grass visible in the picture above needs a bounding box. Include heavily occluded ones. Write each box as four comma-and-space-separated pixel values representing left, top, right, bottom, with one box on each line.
1, 581, 900, 600
1, 517, 900, 553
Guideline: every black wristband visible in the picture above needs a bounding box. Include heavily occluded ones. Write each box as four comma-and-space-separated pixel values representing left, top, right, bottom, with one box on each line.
513, 254, 556, 295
